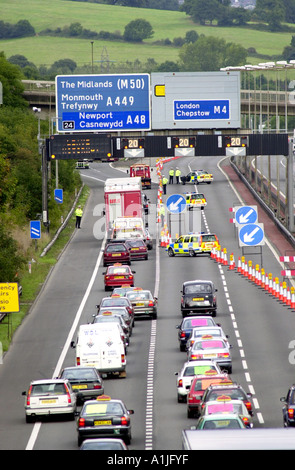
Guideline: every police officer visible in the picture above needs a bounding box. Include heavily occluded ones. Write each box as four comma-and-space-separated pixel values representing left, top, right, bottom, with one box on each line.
162, 175, 168, 194
75, 205, 83, 228
175, 168, 181, 184
159, 204, 165, 226
169, 168, 174, 184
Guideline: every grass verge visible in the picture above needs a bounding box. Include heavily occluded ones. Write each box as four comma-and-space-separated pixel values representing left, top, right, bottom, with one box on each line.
0, 184, 90, 355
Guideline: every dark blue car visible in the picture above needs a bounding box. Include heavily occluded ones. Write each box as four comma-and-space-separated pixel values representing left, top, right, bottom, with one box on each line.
176, 316, 218, 351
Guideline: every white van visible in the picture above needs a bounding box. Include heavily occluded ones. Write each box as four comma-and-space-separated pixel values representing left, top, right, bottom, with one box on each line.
71, 324, 126, 377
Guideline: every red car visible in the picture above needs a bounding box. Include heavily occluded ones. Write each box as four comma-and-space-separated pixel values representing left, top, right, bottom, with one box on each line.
125, 239, 148, 260
187, 371, 232, 418
103, 264, 135, 291
103, 242, 131, 267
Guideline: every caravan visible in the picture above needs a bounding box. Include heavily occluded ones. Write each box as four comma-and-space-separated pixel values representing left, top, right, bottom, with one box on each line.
71, 324, 126, 377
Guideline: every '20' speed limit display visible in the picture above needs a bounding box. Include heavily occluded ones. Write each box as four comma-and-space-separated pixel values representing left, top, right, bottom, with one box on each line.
55, 74, 151, 133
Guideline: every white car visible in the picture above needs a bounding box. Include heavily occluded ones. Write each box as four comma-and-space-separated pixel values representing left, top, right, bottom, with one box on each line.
22, 379, 76, 422
175, 360, 222, 403
186, 326, 230, 351
187, 337, 232, 374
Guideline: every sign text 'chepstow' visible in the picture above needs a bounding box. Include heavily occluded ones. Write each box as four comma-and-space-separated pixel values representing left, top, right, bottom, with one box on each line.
55, 74, 151, 133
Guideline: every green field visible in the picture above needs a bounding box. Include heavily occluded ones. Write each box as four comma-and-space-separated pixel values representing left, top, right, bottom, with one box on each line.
0, 0, 294, 67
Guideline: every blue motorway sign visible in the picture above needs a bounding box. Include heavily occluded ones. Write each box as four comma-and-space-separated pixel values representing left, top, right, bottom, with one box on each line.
235, 205, 257, 225
166, 194, 186, 214
174, 99, 230, 121
55, 74, 151, 132
238, 223, 264, 247
54, 189, 63, 204
30, 221, 41, 239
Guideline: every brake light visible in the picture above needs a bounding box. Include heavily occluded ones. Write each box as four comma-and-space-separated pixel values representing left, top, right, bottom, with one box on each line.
121, 416, 128, 426
241, 416, 250, 426
78, 417, 85, 427
288, 408, 295, 419
191, 354, 203, 360
180, 332, 186, 339
94, 384, 102, 389
178, 379, 183, 387
218, 352, 230, 358
245, 401, 252, 411
26, 385, 32, 406
77, 357, 81, 366
121, 354, 125, 364
65, 384, 72, 404
148, 301, 154, 307
128, 275, 133, 279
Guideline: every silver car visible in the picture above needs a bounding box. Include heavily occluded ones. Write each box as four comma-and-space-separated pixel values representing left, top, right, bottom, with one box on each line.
125, 289, 157, 319
22, 378, 76, 422
175, 360, 222, 403
186, 326, 230, 351
187, 337, 232, 374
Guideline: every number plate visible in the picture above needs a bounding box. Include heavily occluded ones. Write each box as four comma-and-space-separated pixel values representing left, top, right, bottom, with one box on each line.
41, 399, 57, 404
115, 276, 125, 279
94, 420, 112, 426
72, 384, 87, 390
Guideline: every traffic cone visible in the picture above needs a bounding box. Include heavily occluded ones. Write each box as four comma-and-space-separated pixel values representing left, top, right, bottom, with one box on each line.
160, 230, 166, 247
244, 260, 248, 278
261, 269, 265, 289
286, 287, 291, 306
211, 247, 216, 260
290, 287, 295, 309
265, 272, 269, 291
274, 277, 280, 298
222, 248, 228, 266
248, 260, 252, 280
268, 273, 273, 294
237, 257, 242, 273
241, 256, 245, 276
229, 253, 235, 270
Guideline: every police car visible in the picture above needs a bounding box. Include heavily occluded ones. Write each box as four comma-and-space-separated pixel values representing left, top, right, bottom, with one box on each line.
185, 192, 207, 210
166, 233, 219, 257
186, 170, 213, 184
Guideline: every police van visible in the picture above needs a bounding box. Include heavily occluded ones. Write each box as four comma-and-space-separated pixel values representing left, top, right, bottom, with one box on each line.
166, 232, 219, 257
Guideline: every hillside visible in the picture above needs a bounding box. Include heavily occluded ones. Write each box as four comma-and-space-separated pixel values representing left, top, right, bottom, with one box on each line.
0, 0, 293, 68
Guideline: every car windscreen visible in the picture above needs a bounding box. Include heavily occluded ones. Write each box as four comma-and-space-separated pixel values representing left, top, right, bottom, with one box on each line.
106, 244, 126, 252
31, 383, 66, 396
184, 284, 212, 294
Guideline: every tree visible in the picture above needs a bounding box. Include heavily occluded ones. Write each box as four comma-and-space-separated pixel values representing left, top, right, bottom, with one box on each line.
185, 30, 199, 43
0, 52, 28, 108
123, 19, 154, 42
178, 35, 247, 71
254, 0, 285, 30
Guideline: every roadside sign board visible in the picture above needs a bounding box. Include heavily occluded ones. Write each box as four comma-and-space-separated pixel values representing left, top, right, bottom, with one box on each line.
235, 205, 258, 225
54, 188, 63, 203
238, 223, 265, 247
166, 194, 186, 214
0, 283, 20, 313
30, 221, 41, 239
55, 74, 151, 133
151, 71, 240, 130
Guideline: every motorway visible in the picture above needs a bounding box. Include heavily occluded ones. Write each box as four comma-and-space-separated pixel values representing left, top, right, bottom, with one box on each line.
0, 155, 295, 451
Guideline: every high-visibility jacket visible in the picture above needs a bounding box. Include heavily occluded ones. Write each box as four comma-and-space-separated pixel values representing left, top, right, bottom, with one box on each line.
175, 169, 181, 177
169, 169, 174, 176
75, 207, 83, 217
162, 177, 168, 185
159, 206, 165, 215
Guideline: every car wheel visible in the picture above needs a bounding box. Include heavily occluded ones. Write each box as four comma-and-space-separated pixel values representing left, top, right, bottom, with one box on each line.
25, 414, 34, 424
212, 309, 217, 317
125, 434, 132, 445
78, 435, 83, 447
168, 247, 175, 257
187, 408, 195, 418
189, 249, 195, 257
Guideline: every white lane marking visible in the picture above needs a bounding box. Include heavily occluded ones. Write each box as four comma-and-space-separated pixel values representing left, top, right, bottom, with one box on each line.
145, 224, 160, 450
25, 234, 107, 450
